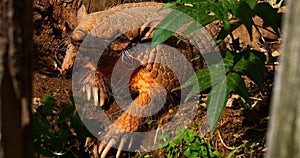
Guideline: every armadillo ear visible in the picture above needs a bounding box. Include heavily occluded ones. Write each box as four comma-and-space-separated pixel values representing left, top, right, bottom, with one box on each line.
77, 5, 88, 22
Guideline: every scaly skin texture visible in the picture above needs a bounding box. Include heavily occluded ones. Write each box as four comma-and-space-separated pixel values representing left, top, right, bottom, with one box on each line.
61, 2, 166, 73
62, 2, 217, 158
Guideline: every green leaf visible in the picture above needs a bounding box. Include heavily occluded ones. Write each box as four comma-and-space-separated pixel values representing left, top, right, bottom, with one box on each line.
227, 72, 251, 104
182, 61, 228, 102
207, 76, 230, 136
223, 50, 266, 90
175, 125, 187, 136
254, 3, 282, 33
183, 147, 191, 157
186, 129, 196, 137
243, 0, 257, 9
184, 150, 198, 158
207, 50, 265, 135
60, 105, 73, 121
160, 133, 170, 141
216, 22, 241, 41
175, 3, 216, 25
70, 112, 92, 137
182, 20, 200, 39
33, 141, 54, 157
210, 1, 230, 31
41, 94, 56, 114
189, 140, 202, 150
150, 9, 194, 51
161, 2, 177, 10
152, 0, 238, 51
234, 1, 254, 40
183, 134, 195, 144
173, 53, 228, 96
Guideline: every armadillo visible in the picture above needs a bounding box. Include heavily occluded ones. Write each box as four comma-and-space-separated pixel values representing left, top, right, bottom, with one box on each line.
61, 2, 217, 158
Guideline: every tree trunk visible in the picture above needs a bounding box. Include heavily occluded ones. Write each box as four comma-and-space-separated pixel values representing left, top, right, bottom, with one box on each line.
266, 0, 300, 157
0, 0, 33, 157
82, 0, 111, 12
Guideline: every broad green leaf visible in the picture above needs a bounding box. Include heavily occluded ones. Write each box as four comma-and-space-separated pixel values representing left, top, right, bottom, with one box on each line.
33, 141, 54, 157
222, 51, 236, 67
183, 135, 195, 144
160, 133, 170, 141
161, 2, 177, 10
216, 22, 241, 41
183, 148, 191, 157
182, 20, 200, 39
210, 1, 230, 31
222, 18, 231, 32
70, 112, 94, 138
207, 50, 265, 135
174, 62, 228, 102
184, 151, 198, 158
175, 125, 187, 135
234, 51, 266, 90
154, 0, 233, 49
215, 0, 256, 40
189, 141, 202, 150
59, 130, 75, 143
150, 9, 194, 51
227, 72, 251, 103
222, 51, 266, 90
60, 104, 75, 120
237, 64, 265, 91
243, 0, 257, 9
207, 75, 230, 136
186, 129, 196, 137
41, 93, 56, 105
254, 3, 282, 34
184, 83, 208, 102
41, 94, 56, 114
178, 54, 229, 91
234, 1, 254, 40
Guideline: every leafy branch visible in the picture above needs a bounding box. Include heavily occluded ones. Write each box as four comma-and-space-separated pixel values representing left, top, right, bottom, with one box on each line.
151, 0, 282, 136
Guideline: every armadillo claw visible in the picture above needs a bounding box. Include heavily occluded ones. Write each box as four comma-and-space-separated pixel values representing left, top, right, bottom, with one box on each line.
97, 126, 129, 158
82, 83, 109, 107
98, 137, 127, 158
92, 86, 99, 106
85, 84, 92, 101
116, 137, 127, 158
95, 111, 141, 158
92, 86, 108, 107
100, 139, 115, 158
81, 69, 111, 107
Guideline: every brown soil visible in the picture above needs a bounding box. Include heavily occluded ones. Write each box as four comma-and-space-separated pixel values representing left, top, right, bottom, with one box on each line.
32, 0, 277, 157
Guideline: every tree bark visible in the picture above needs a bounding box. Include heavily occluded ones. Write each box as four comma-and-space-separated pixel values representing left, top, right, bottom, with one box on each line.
0, 0, 33, 157
266, 0, 300, 157
82, 0, 111, 12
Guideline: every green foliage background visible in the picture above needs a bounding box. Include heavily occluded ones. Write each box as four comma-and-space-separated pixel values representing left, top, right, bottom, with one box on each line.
151, 0, 282, 135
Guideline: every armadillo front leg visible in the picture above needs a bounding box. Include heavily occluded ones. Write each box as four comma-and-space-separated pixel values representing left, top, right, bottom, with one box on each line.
97, 68, 166, 158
